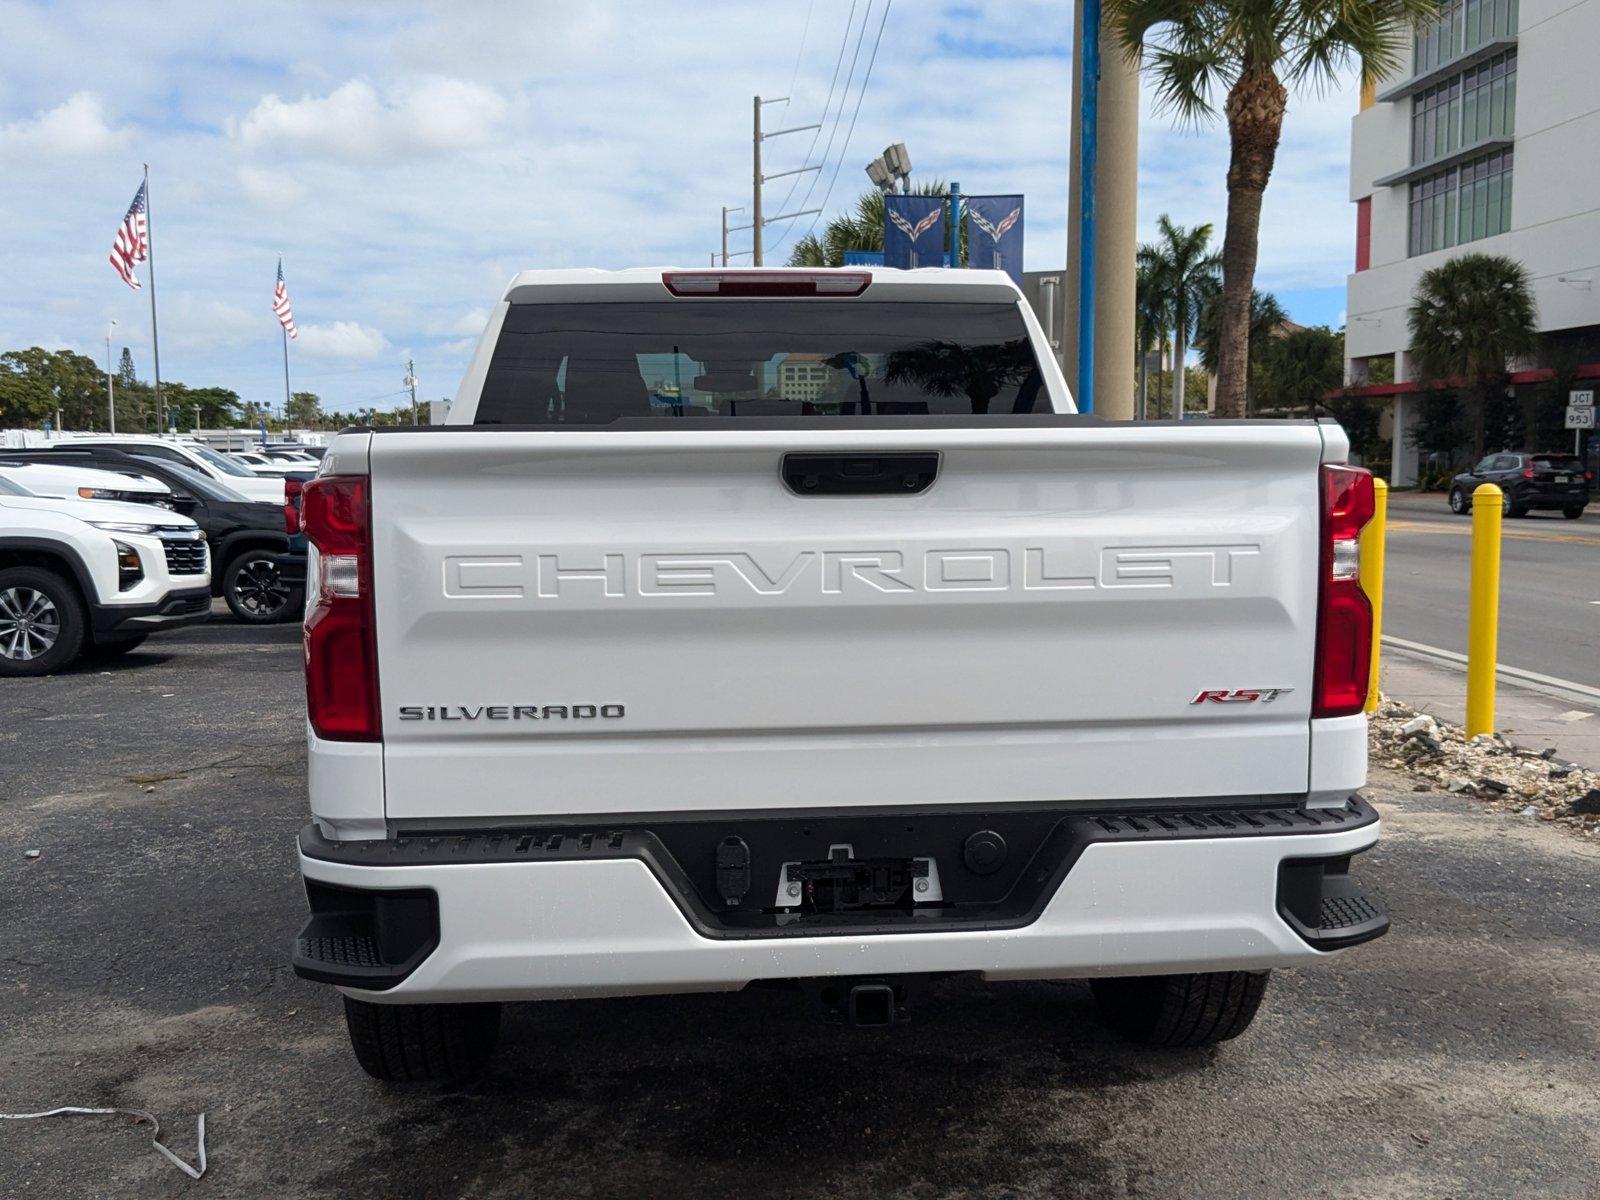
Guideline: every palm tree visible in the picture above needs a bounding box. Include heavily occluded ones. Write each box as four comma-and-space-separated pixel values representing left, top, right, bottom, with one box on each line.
786, 181, 952, 267
1196, 287, 1287, 411
1268, 325, 1346, 414
1136, 217, 1219, 418
882, 338, 1039, 414
1134, 257, 1169, 419
1407, 253, 1537, 457
1107, 0, 1438, 418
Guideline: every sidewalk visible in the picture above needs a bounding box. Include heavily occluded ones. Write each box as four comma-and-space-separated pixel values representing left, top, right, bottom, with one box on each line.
1379, 640, 1600, 770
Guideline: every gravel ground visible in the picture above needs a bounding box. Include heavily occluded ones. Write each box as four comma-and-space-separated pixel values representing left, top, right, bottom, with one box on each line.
1370, 695, 1600, 835
3, 621, 1599, 1199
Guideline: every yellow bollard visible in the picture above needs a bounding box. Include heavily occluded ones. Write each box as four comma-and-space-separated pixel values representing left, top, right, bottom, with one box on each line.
1362, 477, 1389, 713
1466, 482, 1503, 737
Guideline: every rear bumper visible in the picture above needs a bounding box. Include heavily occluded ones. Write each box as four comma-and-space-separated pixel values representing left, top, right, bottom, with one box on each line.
294, 798, 1386, 1002
1514, 488, 1588, 508
92, 586, 213, 635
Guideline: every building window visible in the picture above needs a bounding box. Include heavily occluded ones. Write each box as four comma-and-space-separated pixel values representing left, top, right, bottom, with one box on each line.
1408, 148, 1513, 255
1410, 50, 1516, 164
1414, 0, 1518, 73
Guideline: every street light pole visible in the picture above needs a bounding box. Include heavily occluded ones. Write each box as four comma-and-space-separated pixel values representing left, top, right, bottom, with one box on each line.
105, 320, 117, 434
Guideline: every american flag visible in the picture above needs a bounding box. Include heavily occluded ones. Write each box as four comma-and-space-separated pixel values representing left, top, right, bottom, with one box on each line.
109, 181, 149, 290
272, 257, 297, 339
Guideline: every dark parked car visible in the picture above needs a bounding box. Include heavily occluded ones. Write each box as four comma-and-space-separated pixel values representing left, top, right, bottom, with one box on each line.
0, 448, 307, 622
1448, 452, 1591, 519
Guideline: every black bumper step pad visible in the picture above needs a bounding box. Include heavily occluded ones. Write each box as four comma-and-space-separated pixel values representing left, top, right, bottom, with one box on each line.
1277, 863, 1390, 951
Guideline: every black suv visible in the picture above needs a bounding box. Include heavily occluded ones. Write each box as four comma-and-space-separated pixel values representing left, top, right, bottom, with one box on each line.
0, 448, 308, 622
1448, 452, 1591, 519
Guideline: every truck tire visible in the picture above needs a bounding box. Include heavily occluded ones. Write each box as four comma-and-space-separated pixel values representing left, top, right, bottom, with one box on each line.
342, 997, 501, 1082
1090, 970, 1269, 1048
0, 566, 86, 677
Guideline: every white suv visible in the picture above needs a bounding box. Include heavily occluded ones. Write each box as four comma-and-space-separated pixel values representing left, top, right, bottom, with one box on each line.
57, 435, 286, 503
0, 473, 211, 674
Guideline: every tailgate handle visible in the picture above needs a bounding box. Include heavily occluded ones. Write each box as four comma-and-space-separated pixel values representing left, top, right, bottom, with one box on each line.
782, 452, 939, 496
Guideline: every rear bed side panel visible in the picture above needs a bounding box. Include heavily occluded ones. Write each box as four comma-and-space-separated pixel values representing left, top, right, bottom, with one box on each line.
367, 423, 1327, 821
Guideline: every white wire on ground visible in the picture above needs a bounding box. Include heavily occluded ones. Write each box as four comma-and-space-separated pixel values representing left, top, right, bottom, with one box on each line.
0, 1106, 207, 1180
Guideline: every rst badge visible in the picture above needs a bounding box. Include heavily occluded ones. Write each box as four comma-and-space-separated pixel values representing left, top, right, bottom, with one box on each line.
1190, 688, 1295, 705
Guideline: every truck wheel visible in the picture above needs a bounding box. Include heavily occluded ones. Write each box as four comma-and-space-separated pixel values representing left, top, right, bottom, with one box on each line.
1564, 506, 1585, 519
342, 997, 501, 1082
223, 551, 302, 623
1090, 970, 1269, 1048
0, 566, 86, 677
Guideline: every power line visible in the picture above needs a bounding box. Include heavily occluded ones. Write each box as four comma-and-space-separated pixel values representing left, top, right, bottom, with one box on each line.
765, 0, 864, 256
781, 1, 816, 109
804, 0, 893, 245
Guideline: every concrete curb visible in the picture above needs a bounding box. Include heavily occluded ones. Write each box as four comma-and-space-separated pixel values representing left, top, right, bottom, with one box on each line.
1383, 636, 1600, 709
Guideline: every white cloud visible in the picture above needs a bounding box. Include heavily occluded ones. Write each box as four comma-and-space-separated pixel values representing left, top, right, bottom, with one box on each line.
238, 165, 306, 210
0, 92, 125, 157
298, 321, 390, 361
446, 307, 489, 337
235, 78, 509, 162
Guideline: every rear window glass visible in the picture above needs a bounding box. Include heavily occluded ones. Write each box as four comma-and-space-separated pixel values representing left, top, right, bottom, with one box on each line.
1530, 455, 1583, 471
475, 300, 1045, 424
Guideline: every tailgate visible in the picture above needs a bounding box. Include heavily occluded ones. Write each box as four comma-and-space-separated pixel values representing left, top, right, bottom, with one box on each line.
369, 423, 1330, 820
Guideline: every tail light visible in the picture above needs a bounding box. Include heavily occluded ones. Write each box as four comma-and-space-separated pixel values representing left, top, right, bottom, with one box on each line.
301, 475, 379, 741
661, 270, 872, 297
284, 477, 304, 534
1313, 464, 1377, 718
1521, 467, 1535, 480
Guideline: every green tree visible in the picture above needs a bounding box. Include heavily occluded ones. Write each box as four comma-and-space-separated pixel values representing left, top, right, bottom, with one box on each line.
1258, 325, 1344, 413
1108, 0, 1438, 418
0, 347, 110, 430
1135, 257, 1171, 418
1407, 253, 1537, 456
787, 181, 955, 267
117, 347, 137, 389
1137, 216, 1219, 418
286, 390, 324, 428
1196, 287, 1286, 410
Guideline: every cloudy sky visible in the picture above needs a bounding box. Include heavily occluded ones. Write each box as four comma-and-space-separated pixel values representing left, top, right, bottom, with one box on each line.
0, 0, 1361, 416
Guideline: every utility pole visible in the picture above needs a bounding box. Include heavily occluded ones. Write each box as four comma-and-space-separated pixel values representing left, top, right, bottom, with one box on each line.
721, 205, 744, 267
751, 96, 822, 266
193, 404, 201, 433
404, 359, 419, 424
105, 320, 117, 434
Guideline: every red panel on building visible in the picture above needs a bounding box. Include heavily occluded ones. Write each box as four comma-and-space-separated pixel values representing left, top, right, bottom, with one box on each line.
1355, 197, 1372, 273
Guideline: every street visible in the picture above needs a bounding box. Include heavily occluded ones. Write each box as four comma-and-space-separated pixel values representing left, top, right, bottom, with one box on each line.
1381, 490, 1600, 690
4, 623, 1600, 1199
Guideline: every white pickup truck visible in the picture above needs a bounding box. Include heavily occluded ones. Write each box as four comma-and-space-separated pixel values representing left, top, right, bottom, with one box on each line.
292, 267, 1388, 1082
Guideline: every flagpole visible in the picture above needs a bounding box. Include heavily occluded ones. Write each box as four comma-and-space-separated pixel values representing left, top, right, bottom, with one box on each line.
143, 163, 164, 434
278, 257, 292, 429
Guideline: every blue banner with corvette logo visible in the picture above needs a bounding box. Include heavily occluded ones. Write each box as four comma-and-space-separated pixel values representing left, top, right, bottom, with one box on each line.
963, 194, 1024, 287
882, 195, 946, 270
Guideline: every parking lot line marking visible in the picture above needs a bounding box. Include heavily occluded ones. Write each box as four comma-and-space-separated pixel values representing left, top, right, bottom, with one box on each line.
1386, 520, 1600, 546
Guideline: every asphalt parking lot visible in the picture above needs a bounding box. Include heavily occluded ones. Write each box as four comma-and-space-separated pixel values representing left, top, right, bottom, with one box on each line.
4, 619, 1600, 1199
